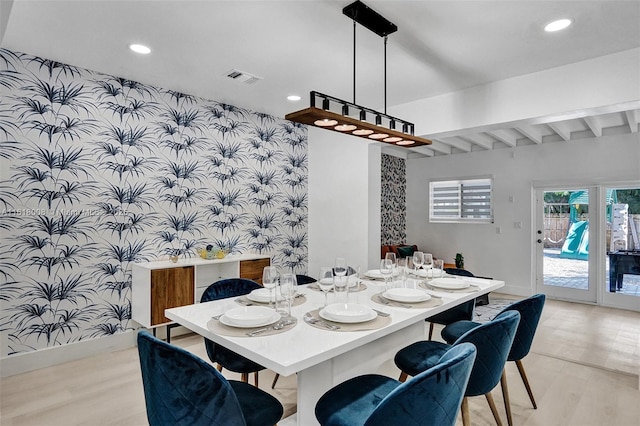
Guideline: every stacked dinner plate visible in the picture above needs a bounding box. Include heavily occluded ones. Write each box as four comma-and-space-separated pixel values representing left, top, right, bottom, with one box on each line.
429, 277, 470, 290
246, 287, 284, 303
219, 306, 281, 328
382, 287, 431, 303
319, 303, 376, 323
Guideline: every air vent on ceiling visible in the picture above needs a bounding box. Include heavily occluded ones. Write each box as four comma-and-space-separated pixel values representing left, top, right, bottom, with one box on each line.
225, 69, 262, 85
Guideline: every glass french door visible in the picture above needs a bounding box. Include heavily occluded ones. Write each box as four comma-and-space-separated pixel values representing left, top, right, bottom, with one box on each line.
535, 187, 597, 303
600, 185, 640, 311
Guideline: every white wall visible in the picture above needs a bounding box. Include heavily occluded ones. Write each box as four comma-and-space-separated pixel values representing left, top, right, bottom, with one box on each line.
308, 127, 381, 277
407, 132, 640, 295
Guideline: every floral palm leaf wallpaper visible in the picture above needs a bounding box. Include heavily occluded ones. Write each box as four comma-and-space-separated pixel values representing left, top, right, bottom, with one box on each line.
381, 154, 406, 245
0, 48, 308, 355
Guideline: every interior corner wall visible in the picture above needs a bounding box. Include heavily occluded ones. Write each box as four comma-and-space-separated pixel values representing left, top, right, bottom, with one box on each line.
308, 127, 379, 275
406, 132, 640, 296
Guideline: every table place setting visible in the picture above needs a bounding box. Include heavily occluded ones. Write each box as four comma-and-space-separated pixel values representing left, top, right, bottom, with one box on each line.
207, 306, 298, 337
303, 303, 391, 332
234, 287, 307, 307
419, 276, 480, 293
371, 287, 444, 309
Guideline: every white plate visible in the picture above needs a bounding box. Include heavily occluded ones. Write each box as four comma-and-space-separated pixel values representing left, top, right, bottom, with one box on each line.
247, 288, 283, 303
365, 269, 399, 279
319, 303, 376, 323
429, 277, 470, 290
383, 288, 431, 303
220, 306, 280, 327
409, 269, 428, 278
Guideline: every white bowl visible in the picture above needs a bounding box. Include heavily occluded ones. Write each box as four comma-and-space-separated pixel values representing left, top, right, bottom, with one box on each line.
221, 306, 280, 327
320, 303, 376, 323
383, 288, 431, 303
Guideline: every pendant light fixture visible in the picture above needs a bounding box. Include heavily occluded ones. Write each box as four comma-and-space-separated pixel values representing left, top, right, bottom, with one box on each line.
285, 1, 431, 148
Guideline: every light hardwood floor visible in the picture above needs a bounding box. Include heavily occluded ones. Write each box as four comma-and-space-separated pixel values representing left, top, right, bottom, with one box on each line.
1, 297, 639, 426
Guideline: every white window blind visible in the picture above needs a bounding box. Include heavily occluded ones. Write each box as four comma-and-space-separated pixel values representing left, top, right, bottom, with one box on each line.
430, 178, 493, 223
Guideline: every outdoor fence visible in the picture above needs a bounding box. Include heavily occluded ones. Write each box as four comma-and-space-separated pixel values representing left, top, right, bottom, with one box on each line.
544, 213, 640, 250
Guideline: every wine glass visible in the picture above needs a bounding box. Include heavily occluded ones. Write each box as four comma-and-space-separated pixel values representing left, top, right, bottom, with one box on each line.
318, 267, 334, 307
423, 253, 433, 270
262, 266, 278, 310
334, 257, 347, 277
385, 252, 397, 284
280, 273, 297, 318
397, 258, 408, 287
380, 259, 393, 290
412, 251, 424, 275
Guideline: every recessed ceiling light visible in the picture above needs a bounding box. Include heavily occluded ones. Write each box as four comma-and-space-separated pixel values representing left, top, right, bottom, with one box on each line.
544, 18, 573, 32
287, 95, 301, 101
129, 44, 151, 54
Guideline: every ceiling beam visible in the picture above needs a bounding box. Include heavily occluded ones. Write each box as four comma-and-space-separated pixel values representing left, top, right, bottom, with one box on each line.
462, 133, 495, 150
583, 116, 602, 137
625, 110, 639, 133
486, 129, 517, 147
427, 139, 453, 155
547, 121, 572, 141
515, 125, 543, 144
438, 137, 472, 152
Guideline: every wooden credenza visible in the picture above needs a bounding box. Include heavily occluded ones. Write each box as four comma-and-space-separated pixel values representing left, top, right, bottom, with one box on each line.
132, 254, 271, 328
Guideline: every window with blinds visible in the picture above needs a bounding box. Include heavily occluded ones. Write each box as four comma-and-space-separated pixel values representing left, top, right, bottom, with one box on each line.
429, 178, 493, 223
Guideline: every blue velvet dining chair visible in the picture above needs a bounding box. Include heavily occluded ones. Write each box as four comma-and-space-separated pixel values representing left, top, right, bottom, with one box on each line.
137, 330, 283, 426
315, 343, 477, 426
426, 268, 477, 340
295, 274, 316, 285
201, 278, 266, 386
395, 310, 521, 426
441, 294, 546, 415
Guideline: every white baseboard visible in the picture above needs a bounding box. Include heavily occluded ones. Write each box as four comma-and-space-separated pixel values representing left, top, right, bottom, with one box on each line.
1, 331, 137, 378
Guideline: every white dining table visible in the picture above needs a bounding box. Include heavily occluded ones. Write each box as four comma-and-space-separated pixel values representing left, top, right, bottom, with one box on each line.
165, 275, 504, 426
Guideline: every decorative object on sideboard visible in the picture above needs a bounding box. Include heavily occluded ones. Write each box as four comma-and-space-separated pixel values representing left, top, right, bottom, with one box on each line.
455, 253, 464, 269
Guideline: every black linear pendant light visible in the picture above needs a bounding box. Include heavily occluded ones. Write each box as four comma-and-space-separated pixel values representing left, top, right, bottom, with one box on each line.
285, 1, 431, 148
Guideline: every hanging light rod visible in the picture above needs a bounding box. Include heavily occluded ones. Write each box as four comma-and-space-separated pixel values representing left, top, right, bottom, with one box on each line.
285, 1, 431, 148
285, 92, 431, 147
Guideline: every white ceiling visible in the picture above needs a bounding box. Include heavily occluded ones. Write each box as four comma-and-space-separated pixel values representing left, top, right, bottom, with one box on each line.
2, 0, 639, 157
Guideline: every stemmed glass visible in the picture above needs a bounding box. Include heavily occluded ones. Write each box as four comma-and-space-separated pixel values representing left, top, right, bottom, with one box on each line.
318, 267, 334, 307
412, 251, 424, 275
380, 259, 393, 290
334, 257, 348, 297
280, 273, 297, 318
423, 253, 433, 270
397, 258, 408, 287
262, 266, 278, 310
385, 252, 397, 286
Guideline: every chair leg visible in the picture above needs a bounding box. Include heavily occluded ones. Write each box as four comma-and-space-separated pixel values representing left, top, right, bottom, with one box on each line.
461, 397, 471, 426
515, 359, 537, 409
398, 371, 408, 382
272, 373, 280, 389
500, 369, 513, 426
485, 392, 503, 426
241, 373, 249, 383
428, 322, 435, 340
254, 372, 259, 387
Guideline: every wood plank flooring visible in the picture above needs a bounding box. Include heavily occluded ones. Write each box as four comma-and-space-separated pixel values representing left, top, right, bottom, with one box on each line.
1, 297, 639, 426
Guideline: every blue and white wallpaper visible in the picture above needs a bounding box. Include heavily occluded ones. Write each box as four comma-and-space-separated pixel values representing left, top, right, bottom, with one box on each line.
0, 48, 308, 355
381, 153, 406, 245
